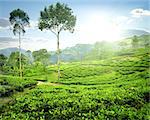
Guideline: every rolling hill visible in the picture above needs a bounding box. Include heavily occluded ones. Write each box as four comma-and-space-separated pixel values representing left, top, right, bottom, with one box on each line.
0, 47, 26, 57
120, 29, 150, 38
0, 29, 149, 63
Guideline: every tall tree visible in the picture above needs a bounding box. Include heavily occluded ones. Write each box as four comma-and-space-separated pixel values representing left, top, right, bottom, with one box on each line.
32, 49, 50, 67
38, 2, 76, 80
32, 49, 50, 80
9, 9, 30, 78
26, 50, 33, 64
8, 52, 28, 76
0, 54, 7, 71
141, 35, 150, 48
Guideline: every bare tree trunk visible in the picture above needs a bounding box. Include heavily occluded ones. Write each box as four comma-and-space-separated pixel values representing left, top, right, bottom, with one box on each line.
19, 31, 22, 79
57, 33, 60, 80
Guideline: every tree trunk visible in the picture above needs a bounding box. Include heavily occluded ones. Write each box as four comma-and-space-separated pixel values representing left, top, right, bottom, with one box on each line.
19, 31, 22, 79
57, 33, 60, 80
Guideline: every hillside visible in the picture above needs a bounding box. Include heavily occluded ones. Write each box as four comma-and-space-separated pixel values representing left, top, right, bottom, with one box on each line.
0, 1, 150, 119
0, 34, 149, 63
0, 47, 149, 119
50, 44, 93, 63
120, 29, 150, 38
0, 47, 26, 57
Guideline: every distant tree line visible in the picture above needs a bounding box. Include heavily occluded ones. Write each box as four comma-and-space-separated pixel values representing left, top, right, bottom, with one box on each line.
0, 49, 50, 76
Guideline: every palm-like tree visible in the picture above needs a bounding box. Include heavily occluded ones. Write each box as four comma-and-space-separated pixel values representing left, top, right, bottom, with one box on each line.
9, 9, 29, 78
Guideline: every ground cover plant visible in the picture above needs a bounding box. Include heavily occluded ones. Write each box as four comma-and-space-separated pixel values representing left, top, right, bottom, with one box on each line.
0, 1, 150, 120
0, 47, 149, 119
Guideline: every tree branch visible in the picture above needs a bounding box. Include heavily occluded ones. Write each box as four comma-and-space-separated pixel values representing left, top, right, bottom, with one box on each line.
50, 29, 57, 36
58, 25, 64, 33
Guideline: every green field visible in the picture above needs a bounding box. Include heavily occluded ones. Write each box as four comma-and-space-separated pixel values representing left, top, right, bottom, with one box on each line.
0, 1, 150, 119
0, 48, 149, 120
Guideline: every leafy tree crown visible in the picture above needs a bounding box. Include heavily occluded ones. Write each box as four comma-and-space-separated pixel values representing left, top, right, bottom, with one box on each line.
38, 2, 76, 34
9, 9, 29, 35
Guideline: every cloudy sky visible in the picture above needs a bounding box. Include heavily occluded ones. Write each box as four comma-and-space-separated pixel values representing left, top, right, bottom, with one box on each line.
0, 0, 149, 51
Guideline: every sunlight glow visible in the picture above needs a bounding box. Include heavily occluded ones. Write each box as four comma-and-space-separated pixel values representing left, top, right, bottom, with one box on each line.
78, 14, 121, 43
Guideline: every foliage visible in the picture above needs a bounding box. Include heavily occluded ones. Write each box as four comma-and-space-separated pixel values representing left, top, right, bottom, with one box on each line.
0, 47, 149, 119
6, 52, 29, 76
26, 50, 33, 64
0, 76, 37, 97
0, 8, 149, 119
132, 35, 139, 48
0, 54, 7, 71
32, 49, 50, 66
85, 41, 115, 60
38, 2, 76, 80
38, 2, 76, 33
9, 9, 29, 35
9, 8, 30, 78
139, 35, 150, 47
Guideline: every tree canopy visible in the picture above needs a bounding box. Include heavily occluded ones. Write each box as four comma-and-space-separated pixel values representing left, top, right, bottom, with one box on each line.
0, 54, 7, 68
32, 49, 50, 66
8, 52, 28, 68
38, 2, 76, 34
9, 8, 29, 35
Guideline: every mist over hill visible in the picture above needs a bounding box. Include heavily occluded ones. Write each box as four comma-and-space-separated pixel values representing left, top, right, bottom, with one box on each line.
50, 44, 93, 63
0, 47, 26, 57
0, 29, 149, 63
120, 29, 150, 38
0, 44, 93, 63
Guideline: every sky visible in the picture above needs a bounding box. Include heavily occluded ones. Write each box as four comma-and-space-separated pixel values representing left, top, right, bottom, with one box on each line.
0, 0, 150, 51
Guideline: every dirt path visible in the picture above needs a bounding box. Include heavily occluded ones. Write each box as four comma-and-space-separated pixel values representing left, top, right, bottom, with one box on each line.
37, 81, 61, 86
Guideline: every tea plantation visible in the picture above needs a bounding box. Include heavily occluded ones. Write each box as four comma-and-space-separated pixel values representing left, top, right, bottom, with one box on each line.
0, 48, 149, 119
